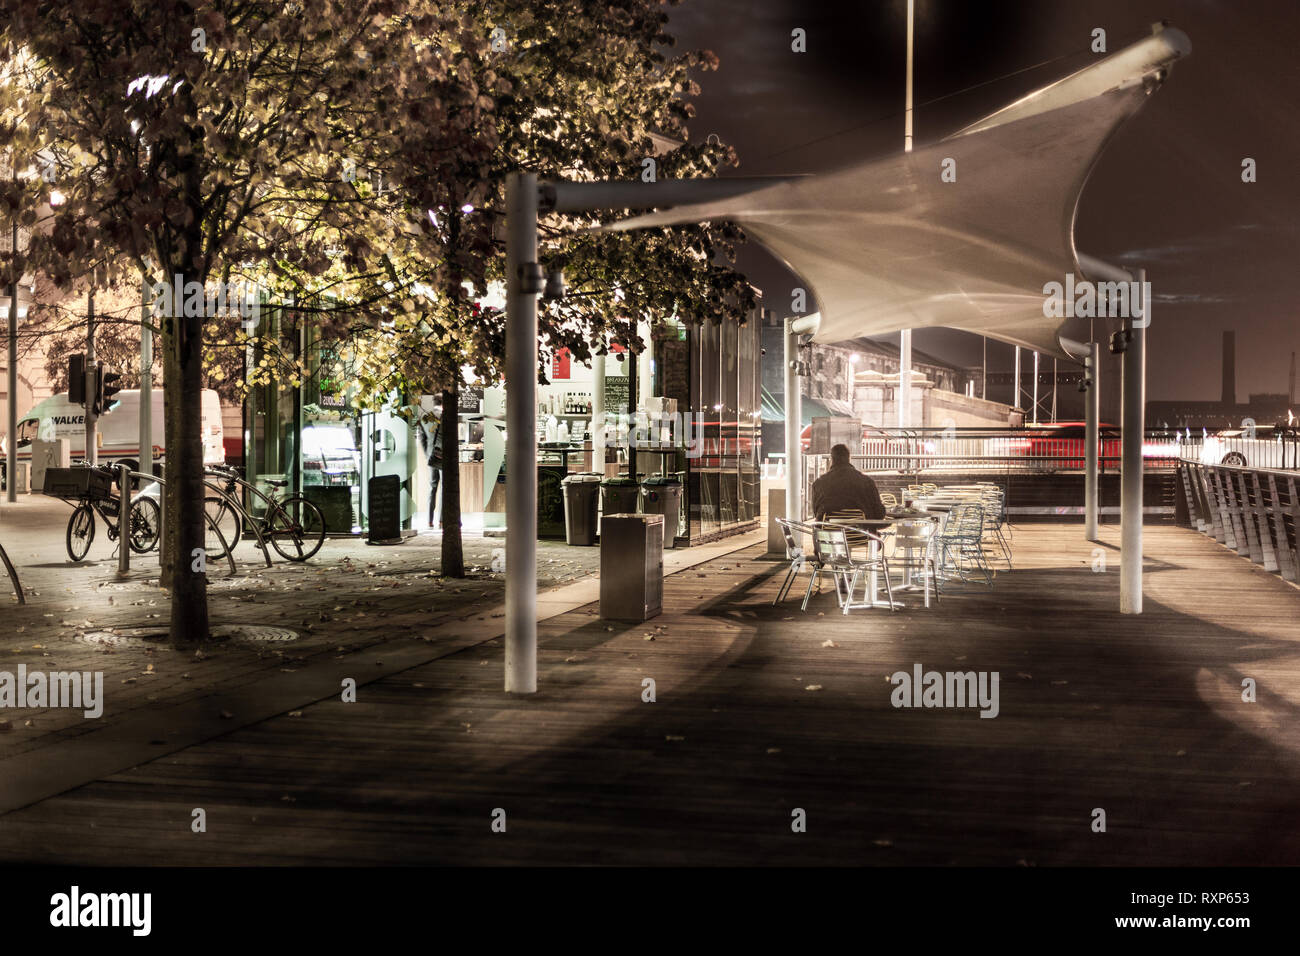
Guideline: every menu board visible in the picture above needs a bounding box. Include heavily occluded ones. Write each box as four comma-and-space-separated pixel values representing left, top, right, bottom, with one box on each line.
367, 475, 402, 543
604, 375, 629, 412
459, 386, 484, 415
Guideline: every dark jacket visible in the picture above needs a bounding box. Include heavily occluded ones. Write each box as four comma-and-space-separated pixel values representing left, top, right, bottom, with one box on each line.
418, 419, 443, 466
811, 463, 886, 520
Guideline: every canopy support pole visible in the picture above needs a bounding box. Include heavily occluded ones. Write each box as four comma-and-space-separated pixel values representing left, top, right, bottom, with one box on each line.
784, 317, 802, 523
1032, 350, 1040, 424
505, 172, 539, 693
1013, 346, 1022, 413
1085, 342, 1100, 541
592, 351, 605, 475
1120, 269, 1147, 614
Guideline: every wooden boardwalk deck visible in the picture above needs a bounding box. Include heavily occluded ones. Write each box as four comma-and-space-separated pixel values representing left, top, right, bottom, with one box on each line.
2, 523, 1299, 866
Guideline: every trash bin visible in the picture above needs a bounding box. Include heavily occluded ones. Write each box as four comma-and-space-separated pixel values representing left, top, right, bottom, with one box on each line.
600, 476, 640, 516
640, 475, 682, 548
561, 473, 602, 546
600, 513, 663, 621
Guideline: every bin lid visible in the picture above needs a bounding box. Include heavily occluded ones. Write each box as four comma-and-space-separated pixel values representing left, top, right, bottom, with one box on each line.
642, 475, 682, 486
604, 512, 663, 524
600, 476, 639, 486
562, 472, 602, 483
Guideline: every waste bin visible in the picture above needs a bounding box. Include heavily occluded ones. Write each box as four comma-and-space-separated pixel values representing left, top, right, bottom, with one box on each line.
640, 475, 682, 548
561, 473, 602, 546
600, 476, 640, 516
600, 513, 663, 621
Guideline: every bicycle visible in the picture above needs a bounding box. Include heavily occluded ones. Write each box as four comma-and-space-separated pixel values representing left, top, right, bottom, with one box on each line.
202, 464, 325, 562
61, 463, 161, 562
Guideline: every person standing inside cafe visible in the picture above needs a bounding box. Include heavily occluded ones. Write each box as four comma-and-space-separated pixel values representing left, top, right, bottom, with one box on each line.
811, 443, 886, 519
418, 406, 444, 529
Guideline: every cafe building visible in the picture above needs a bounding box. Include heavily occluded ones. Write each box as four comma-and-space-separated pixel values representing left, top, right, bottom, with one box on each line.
243, 300, 764, 545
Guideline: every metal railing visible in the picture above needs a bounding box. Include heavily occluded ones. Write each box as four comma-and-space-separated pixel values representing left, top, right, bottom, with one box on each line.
1179, 432, 1300, 471
1178, 460, 1299, 581
790, 427, 1188, 482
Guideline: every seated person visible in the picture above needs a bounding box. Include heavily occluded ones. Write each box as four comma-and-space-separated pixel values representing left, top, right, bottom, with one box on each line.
811, 443, 886, 520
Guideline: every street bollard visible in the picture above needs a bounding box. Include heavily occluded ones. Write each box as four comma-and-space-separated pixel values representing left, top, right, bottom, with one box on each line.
118, 463, 130, 575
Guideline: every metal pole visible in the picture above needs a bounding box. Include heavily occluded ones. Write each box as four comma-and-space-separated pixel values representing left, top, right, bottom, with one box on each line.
1120, 269, 1146, 614
504, 172, 538, 694
117, 462, 130, 574
592, 351, 605, 475
898, 0, 914, 429
140, 278, 153, 480
981, 336, 987, 400
1051, 357, 1058, 422
784, 317, 802, 523
904, 0, 915, 154
1085, 342, 1100, 541
5, 220, 16, 503
898, 329, 911, 429
1031, 350, 1039, 424
1013, 346, 1021, 411
84, 289, 97, 465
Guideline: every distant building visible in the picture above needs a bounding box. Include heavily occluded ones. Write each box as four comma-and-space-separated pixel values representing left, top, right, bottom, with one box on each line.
1146, 332, 1296, 430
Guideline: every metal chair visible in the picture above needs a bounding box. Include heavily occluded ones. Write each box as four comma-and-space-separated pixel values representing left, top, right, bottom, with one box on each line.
935, 502, 994, 587
812, 521, 898, 613
772, 517, 822, 607
978, 487, 1013, 568
888, 516, 941, 607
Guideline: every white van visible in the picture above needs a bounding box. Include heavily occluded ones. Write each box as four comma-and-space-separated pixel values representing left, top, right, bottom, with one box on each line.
9, 388, 225, 471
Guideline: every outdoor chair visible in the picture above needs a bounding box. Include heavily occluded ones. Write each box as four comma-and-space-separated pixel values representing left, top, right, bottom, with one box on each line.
880, 492, 898, 509
812, 521, 898, 613
935, 502, 994, 587
824, 507, 891, 554
772, 518, 823, 608
888, 517, 941, 607
978, 487, 1013, 568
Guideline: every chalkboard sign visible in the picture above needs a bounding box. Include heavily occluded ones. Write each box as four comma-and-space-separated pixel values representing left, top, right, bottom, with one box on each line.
604, 375, 629, 412
367, 474, 402, 544
459, 386, 484, 415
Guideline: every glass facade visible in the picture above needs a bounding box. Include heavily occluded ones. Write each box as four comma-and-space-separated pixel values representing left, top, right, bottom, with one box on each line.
655, 306, 762, 544
244, 306, 417, 535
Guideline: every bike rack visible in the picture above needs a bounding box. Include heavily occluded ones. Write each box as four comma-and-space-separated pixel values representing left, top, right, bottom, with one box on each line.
0, 540, 24, 604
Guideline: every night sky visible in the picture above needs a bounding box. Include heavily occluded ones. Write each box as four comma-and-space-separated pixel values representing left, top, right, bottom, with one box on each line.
669, 0, 1300, 405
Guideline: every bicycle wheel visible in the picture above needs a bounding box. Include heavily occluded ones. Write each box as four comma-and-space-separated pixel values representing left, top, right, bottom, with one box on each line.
204, 496, 241, 560
267, 495, 326, 562
128, 496, 161, 553
66, 504, 96, 561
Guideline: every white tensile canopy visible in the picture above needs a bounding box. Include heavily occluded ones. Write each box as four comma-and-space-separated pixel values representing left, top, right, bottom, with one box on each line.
605, 25, 1191, 359
502, 25, 1193, 693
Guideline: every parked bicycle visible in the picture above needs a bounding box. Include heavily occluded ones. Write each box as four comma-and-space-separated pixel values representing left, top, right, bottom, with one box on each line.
50, 463, 161, 562
201, 463, 325, 562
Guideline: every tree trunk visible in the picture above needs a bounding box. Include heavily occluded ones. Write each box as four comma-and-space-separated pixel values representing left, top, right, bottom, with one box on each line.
440, 379, 464, 577
162, 270, 211, 644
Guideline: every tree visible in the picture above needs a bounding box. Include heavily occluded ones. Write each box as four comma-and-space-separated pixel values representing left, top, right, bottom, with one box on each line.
0, 1, 452, 642
350, 0, 756, 576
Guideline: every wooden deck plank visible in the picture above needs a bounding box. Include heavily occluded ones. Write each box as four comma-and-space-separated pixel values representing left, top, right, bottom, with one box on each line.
2, 524, 1299, 865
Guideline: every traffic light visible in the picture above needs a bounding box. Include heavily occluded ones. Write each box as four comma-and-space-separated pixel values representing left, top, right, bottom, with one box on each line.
94, 366, 123, 415
69, 354, 86, 406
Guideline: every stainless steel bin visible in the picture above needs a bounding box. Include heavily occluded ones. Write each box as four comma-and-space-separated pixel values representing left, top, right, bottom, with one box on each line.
599, 513, 664, 621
